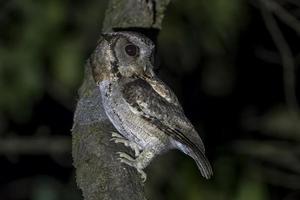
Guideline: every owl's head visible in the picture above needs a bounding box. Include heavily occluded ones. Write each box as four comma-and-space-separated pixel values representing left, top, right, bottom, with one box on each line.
91, 31, 156, 84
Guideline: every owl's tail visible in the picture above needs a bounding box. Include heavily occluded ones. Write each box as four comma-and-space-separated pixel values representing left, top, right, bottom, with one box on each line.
189, 148, 213, 179
163, 126, 213, 179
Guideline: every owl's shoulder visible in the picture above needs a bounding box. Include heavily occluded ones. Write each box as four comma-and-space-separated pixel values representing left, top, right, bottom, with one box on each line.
121, 78, 153, 103
120, 77, 182, 116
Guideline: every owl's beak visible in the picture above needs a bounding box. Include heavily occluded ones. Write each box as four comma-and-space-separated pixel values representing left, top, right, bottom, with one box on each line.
141, 62, 155, 78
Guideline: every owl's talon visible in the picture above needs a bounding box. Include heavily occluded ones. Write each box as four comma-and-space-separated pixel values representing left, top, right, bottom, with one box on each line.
112, 137, 141, 157
115, 149, 156, 183
111, 131, 123, 138
138, 169, 147, 182
116, 152, 135, 161
116, 151, 147, 182
117, 153, 135, 166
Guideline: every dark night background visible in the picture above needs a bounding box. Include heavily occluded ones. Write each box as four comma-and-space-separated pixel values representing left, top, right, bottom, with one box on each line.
0, 0, 300, 200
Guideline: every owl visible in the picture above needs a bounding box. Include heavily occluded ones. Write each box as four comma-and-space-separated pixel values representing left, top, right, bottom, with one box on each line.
90, 31, 213, 182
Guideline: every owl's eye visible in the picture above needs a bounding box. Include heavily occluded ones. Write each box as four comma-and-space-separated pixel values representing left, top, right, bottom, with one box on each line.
125, 44, 138, 57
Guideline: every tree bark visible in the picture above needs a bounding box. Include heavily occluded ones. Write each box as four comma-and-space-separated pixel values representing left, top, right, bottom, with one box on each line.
72, 0, 170, 200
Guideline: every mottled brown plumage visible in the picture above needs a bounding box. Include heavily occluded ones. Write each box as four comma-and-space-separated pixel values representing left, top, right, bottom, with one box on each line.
91, 31, 213, 181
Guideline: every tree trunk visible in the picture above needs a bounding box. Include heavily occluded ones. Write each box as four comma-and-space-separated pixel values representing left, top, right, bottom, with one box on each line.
72, 0, 170, 199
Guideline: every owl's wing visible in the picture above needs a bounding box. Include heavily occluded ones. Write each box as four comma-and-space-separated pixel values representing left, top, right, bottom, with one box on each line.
121, 77, 213, 178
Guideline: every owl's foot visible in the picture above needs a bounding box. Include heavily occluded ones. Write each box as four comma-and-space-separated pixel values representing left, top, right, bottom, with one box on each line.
110, 132, 140, 156
116, 152, 147, 182
116, 150, 155, 182
111, 131, 123, 138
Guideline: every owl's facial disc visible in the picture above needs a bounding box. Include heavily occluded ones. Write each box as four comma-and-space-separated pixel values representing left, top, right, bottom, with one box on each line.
112, 35, 155, 78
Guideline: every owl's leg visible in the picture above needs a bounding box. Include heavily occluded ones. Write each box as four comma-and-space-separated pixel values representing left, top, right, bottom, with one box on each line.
110, 132, 140, 156
116, 149, 155, 182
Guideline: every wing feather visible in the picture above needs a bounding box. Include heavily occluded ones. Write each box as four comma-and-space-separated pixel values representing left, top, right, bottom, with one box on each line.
121, 77, 213, 178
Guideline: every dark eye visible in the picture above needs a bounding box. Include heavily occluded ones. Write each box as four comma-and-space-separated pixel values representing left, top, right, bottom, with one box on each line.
125, 44, 138, 56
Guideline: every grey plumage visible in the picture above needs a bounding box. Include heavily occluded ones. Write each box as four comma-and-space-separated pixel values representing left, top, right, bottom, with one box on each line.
91, 31, 213, 181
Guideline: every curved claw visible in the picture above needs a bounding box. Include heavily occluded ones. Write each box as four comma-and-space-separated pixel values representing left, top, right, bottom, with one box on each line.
137, 169, 147, 182
111, 131, 124, 138
116, 152, 135, 161
116, 151, 147, 182
112, 138, 141, 157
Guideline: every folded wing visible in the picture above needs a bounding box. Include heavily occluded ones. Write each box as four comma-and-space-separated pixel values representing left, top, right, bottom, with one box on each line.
121, 77, 213, 178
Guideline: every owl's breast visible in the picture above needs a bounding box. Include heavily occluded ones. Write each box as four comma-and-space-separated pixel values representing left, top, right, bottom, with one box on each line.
99, 81, 166, 149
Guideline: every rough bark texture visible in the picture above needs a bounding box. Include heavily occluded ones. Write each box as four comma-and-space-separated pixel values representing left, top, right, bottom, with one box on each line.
72, 0, 170, 200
